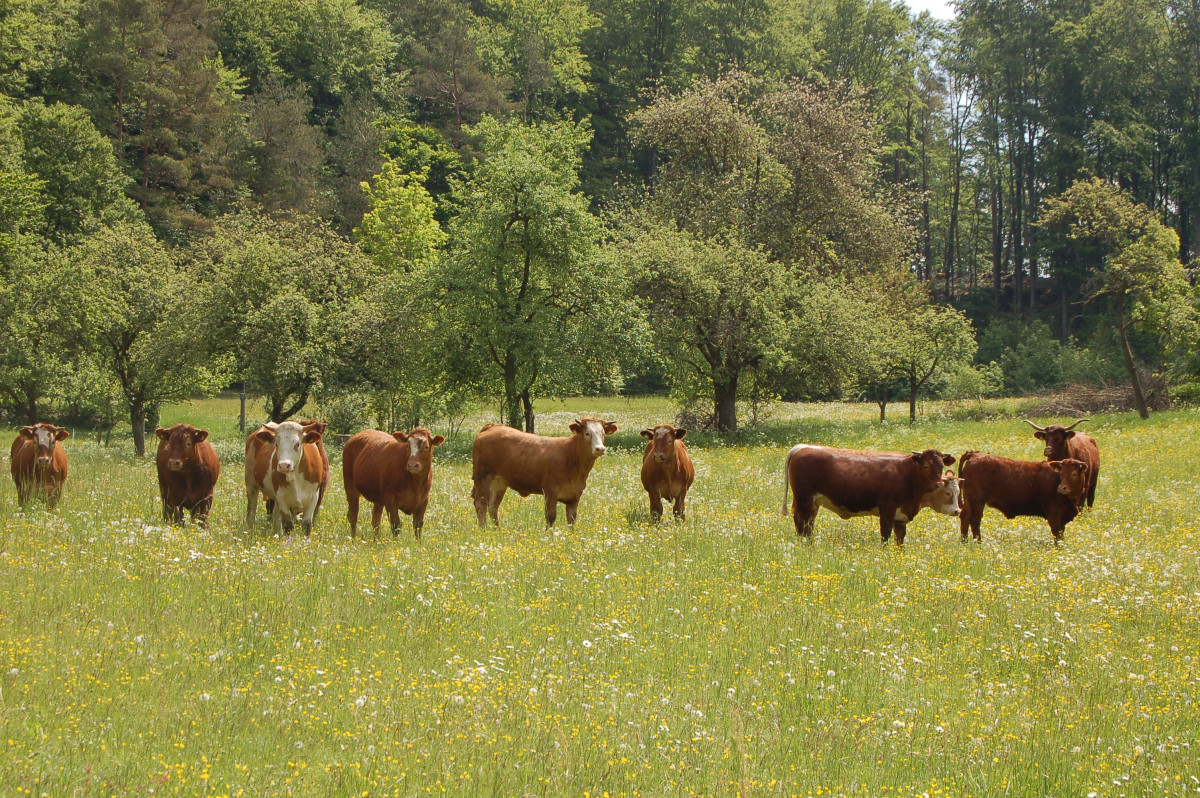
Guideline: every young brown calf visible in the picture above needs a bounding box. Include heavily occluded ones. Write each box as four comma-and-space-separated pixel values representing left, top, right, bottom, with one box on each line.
640, 424, 695, 521
343, 428, 444, 539
958, 451, 1089, 543
155, 424, 220, 525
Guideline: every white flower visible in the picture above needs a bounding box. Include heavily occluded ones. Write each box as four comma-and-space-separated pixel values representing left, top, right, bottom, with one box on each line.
582, 640, 592, 648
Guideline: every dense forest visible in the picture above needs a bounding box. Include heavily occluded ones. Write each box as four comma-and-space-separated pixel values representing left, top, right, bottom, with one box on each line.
2, 0, 1198, 449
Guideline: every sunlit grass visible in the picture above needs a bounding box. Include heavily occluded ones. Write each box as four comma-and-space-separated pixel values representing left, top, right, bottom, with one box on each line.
1, 402, 1197, 795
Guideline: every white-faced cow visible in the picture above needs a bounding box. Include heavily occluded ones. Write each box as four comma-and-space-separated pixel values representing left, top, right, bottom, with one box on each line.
472, 418, 617, 528
640, 424, 695, 521
958, 451, 1090, 543
781, 444, 955, 545
1024, 418, 1100, 508
245, 420, 327, 536
10, 423, 70, 509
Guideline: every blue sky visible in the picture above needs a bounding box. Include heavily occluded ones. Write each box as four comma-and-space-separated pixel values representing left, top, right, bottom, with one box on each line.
904, 0, 955, 19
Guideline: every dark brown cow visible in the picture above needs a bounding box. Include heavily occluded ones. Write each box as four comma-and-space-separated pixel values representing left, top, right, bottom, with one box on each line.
782, 444, 955, 545
10, 423, 70, 508
958, 451, 1090, 542
155, 423, 220, 525
245, 420, 330, 523
343, 427, 444, 539
472, 418, 617, 528
640, 424, 695, 521
1024, 418, 1100, 508
245, 420, 328, 536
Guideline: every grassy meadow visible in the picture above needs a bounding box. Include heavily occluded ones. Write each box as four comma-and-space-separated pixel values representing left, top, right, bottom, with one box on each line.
1, 398, 1199, 796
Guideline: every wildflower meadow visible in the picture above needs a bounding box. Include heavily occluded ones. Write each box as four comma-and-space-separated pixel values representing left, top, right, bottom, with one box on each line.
1, 399, 1198, 796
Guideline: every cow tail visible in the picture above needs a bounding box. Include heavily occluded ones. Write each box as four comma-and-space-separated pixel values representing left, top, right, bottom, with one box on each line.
781, 445, 801, 516
958, 450, 976, 477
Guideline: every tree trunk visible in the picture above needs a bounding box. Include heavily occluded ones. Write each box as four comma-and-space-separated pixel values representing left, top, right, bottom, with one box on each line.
713, 373, 739, 435
130, 399, 147, 457
521, 389, 534, 433
908, 373, 919, 424
503, 351, 522, 429
1115, 303, 1149, 420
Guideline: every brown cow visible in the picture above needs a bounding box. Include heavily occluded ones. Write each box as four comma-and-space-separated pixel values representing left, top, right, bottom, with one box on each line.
246, 420, 328, 536
245, 420, 330, 524
472, 418, 618, 528
10, 423, 70, 509
1024, 418, 1100, 508
640, 424, 695, 521
155, 423, 220, 525
343, 427, 445, 539
958, 451, 1090, 542
781, 444, 955, 545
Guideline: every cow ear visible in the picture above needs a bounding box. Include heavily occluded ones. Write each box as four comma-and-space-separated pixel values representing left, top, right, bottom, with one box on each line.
569, 421, 582, 433
155, 427, 169, 441
254, 428, 275, 443
910, 452, 922, 463
1033, 430, 1046, 440
940, 452, 955, 466
303, 430, 322, 443
193, 430, 209, 443
603, 422, 618, 435
1050, 461, 1063, 473
431, 435, 445, 446
641, 429, 653, 439
55, 428, 70, 441
1064, 430, 1076, 439
393, 431, 409, 443
675, 428, 687, 439
19, 426, 34, 439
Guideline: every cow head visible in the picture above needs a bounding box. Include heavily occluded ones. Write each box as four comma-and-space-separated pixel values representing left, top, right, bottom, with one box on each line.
641, 424, 686, 463
922, 469, 962, 517
255, 421, 320, 474
156, 424, 209, 471
20, 423, 69, 468
1025, 418, 1087, 460
910, 449, 955, 491
393, 427, 444, 474
1051, 458, 1089, 503
570, 418, 617, 458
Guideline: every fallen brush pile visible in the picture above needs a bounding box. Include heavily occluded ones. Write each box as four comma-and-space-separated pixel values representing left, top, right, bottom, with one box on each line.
1032, 374, 1171, 416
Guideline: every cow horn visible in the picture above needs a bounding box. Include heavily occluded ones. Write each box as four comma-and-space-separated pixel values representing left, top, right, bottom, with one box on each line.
1064, 418, 1089, 431
1022, 419, 1046, 432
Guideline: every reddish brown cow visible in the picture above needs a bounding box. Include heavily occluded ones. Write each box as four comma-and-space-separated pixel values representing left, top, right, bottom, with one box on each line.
958, 451, 1090, 542
155, 424, 220, 525
472, 418, 617, 528
10, 423, 70, 508
782, 444, 955, 545
640, 424, 695, 521
246, 420, 328, 536
1024, 418, 1100, 508
343, 427, 445, 539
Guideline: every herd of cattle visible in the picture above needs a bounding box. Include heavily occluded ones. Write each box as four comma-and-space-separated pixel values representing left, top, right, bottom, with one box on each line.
8, 416, 1100, 544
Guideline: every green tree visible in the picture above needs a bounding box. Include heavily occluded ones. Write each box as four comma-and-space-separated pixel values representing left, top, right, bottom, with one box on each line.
1042, 178, 1195, 419
356, 160, 446, 274
436, 116, 615, 431
64, 222, 228, 454
487, 0, 596, 121
891, 302, 977, 423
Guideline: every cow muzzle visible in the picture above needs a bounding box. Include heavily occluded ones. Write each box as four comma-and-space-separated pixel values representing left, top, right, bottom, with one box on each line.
407, 461, 422, 473
36, 455, 51, 467
276, 460, 294, 473
654, 452, 667, 463
168, 459, 184, 471
593, 446, 606, 457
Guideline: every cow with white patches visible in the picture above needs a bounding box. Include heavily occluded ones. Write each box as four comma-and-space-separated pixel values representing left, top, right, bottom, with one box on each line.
640, 424, 695, 521
342, 427, 445, 539
245, 420, 327, 536
471, 418, 617, 528
781, 444, 955, 545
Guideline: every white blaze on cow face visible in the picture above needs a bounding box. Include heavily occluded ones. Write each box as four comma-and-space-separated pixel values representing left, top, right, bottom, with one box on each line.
272, 422, 306, 474
32, 426, 57, 465
585, 420, 607, 456
922, 471, 962, 517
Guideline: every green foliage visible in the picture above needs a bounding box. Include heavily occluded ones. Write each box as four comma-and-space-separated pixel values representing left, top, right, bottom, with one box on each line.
356, 160, 446, 274
486, 0, 597, 119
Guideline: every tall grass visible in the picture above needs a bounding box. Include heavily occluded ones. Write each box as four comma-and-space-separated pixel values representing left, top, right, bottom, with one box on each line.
1, 403, 1197, 795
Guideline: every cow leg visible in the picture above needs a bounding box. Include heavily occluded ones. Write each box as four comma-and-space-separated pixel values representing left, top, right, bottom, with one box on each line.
673, 490, 686, 521
792, 495, 817, 539
1048, 509, 1065, 544
246, 483, 259, 529
193, 494, 212, 526
647, 487, 664, 523
565, 499, 579, 527
412, 503, 427, 541
15, 480, 29, 509
544, 492, 559, 528
346, 484, 361, 538
280, 510, 295, 536
472, 476, 489, 527
371, 503, 384, 539
487, 485, 506, 527
388, 505, 402, 538
878, 512, 895, 544
1086, 468, 1098, 508
893, 521, 907, 547
961, 506, 983, 542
